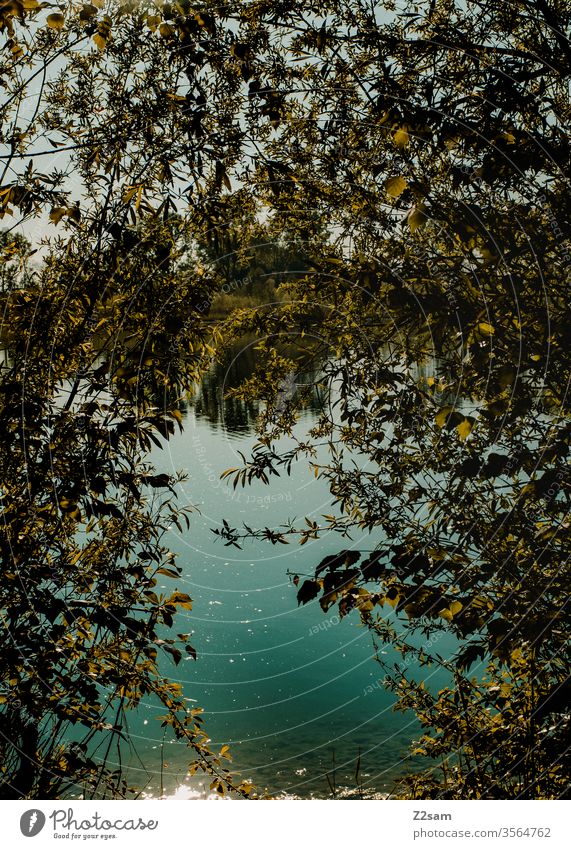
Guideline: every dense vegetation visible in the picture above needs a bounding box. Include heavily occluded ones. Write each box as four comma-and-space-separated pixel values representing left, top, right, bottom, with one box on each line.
0, 0, 263, 798
215, 0, 571, 799
0, 0, 569, 799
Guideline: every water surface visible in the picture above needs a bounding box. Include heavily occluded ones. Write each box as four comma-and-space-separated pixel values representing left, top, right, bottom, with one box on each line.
126, 353, 451, 798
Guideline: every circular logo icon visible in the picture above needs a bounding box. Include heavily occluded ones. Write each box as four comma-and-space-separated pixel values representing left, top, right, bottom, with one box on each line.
20, 810, 46, 837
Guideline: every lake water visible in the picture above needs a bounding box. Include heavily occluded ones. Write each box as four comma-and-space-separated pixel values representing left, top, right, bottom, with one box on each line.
122, 351, 452, 799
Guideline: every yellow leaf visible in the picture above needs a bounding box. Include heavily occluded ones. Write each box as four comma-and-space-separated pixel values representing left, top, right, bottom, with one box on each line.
385, 175, 407, 198
456, 416, 475, 441
408, 205, 427, 232
169, 591, 193, 610
49, 207, 67, 224
435, 405, 454, 429
393, 126, 410, 148
439, 608, 453, 622
47, 12, 65, 29
385, 592, 400, 609
122, 185, 138, 204
93, 32, 107, 50
146, 15, 161, 32
477, 321, 495, 336
449, 601, 463, 616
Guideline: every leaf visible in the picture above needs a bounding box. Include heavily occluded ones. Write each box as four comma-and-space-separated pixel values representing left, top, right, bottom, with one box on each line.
435, 405, 454, 429
79, 5, 99, 21
156, 567, 180, 579
122, 185, 138, 204
169, 409, 183, 427
384, 587, 400, 608
146, 14, 161, 31
477, 321, 495, 336
47, 12, 65, 29
162, 645, 182, 665
456, 643, 486, 672
497, 365, 516, 388
408, 205, 428, 232
144, 473, 170, 488
456, 416, 475, 441
49, 207, 67, 224
449, 600, 463, 616
93, 33, 107, 50
67, 203, 81, 223
168, 592, 193, 610
479, 247, 498, 265
296, 579, 320, 605
385, 176, 407, 197
361, 553, 386, 581
393, 126, 410, 148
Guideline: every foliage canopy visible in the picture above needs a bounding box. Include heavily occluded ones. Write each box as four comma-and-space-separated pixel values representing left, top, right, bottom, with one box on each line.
0, 0, 569, 799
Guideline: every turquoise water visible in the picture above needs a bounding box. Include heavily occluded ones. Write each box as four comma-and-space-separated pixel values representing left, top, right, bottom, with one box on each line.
123, 362, 452, 799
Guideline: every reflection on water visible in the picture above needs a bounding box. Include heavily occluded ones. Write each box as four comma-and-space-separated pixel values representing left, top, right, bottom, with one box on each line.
189, 339, 326, 435
191, 343, 261, 433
